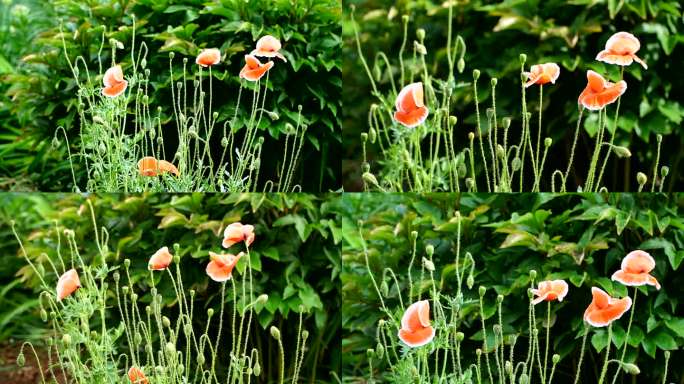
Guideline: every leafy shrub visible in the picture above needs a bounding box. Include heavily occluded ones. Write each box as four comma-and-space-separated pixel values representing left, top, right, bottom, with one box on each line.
5, 192, 342, 383
2, 0, 342, 191
342, 1, 683, 191
340, 193, 683, 382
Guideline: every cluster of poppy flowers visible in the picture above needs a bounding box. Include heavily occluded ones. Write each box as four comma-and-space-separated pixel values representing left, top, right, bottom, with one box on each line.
391, 31, 647, 128
54, 222, 256, 383
397, 250, 660, 347
97, 35, 288, 179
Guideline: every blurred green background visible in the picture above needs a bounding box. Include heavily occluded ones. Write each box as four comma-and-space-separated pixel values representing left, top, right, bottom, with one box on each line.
0, 0, 341, 192
341, 193, 683, 382
0, 192, 341, 383
342, 0, 683, 191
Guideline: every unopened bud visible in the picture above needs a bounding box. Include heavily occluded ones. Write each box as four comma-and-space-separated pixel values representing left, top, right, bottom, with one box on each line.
622, 363, 640, 375
416, 28, 426, 40
612, 146, 631, 158
473, 69, 480, 80
457, 58, 465, 73
270, 326, 281, 340
479, 286, 486, 297
544, 137, 552, 147
637, 172, 647, 186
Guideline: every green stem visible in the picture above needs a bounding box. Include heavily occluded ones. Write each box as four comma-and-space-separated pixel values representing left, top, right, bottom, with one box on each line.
610, 288, 637, 384
573, 326, 589, 384
597, 324, 613, 384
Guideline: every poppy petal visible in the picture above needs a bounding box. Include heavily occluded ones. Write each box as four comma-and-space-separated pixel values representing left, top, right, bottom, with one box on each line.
102, 81, 128, 98
611, 270, 661, 290
394, 106, 429, 128
398, 325, 435, 347
57, 269, 81, 301
103, 65, 124, 87
206, 260, 232, 282
157, 160, 179, 176
240, 61, 274, 82
622, 250, 655, 273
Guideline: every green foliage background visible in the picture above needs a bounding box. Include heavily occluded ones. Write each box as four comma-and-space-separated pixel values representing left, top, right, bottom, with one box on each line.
0, 192, 341, 383
0, 0, 342, 192
342, 0, 683, 191
340, 193, 683, 382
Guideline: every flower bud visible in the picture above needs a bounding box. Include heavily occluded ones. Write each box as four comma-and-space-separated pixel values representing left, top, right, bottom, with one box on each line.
62, 334, 71, 346
505, 360, 512, 374
416, 28, 426, 40
207, 308, 214, 317
466, 275, 474, 289
425, 244, 434, 256
544, 137, 552, 147
270, 326, 281, 340
473, 69, 480, 80
468, 132, 475, 141
163, 316, 171, 328
519, 53, 527, 64
368, 128, 377, 143
479, 286, 486, 297
491, 78, 498, 87
449, 116, 458, 126
637, 172, 647, 186
16, 353, 25, 367
455, 332, 464, 342
622, 363, 640, 375
360, 132, 368, 142
253, 361, 261, 376
497, 294, 504, 304
457, 58, 465, 73
410, 230, 418, 240
519, 373, 529, 384
402, 15, 409, 23
512, 157, 521, 171
197, 355, 205, 365
612, 146, 631, 158
661, 166, 669, 177
529, 270, 537, 280
366, 348, 375, 359
380, 280, 389, 296
165, 342, 175, 355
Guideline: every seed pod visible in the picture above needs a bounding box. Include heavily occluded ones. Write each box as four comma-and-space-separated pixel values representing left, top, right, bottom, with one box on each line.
360, 132, 368, 142
416, 28, 426, 40
529, 270, 537, 280
473, 69, 480, 80
207, 308, 214, 317
302, 330, 309, 340
544, 137, 553, 147
491, 78, 498, 87
456, 332, 465, 342
519, 53, 527, 64
366, 349, 375, 359
552, 354, 560, 364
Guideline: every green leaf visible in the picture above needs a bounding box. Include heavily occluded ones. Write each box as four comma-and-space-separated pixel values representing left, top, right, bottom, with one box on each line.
591, 330, 609, 352
652, 329, 677, 350
665, 318, 684, 338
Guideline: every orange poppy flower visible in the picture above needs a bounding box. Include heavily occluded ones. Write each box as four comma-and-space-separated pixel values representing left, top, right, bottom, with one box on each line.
398, 300, 435, 347
137, 156, 180, 177
206, 251, 243, 282
394, 82, 429, 128
57, 269, 81, 301
611, 250, 660, 290
239, 55, 274, 82
596, 32, 647, 70
250, 35, 287, 62
583, 287, 632, 327
148, 246, 173, 271
196, 48, 221, 67
102, 65, 128, 98
222, 222, 255, 248
531, 279, 568, 305
578, 70, 627, 111
127, 366, 148, 384
524, 63, 560, 88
